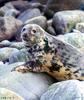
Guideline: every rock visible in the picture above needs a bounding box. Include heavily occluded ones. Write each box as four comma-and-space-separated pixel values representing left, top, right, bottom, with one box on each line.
59, 32, 84, 52
47, 19, 52, 27
0, 87, 24, 100
11, 0, 30, 12
47, 26, 56, 36
0, 40, 11, 47
41, 80, 84, 100
10, 42, 25, 50
0, 61, 4, 65
0, 16, 22, 41
0, 62, 24, 76
0, 72, 54, 100
0, 2, 20, 17
0, 62, 55, 100
76, 22, 84, 33
47, 19, 56, 35
9, 49, 30, 64
25, 16, 47, 29
0, 47, 19, 61
38, 0, 84, 11
18, 8, 41, 23
11, 0, 44, 13
53, 10, 84, 35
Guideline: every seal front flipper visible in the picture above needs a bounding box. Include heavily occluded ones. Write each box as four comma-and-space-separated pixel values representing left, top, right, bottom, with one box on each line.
12, 60, 44, 73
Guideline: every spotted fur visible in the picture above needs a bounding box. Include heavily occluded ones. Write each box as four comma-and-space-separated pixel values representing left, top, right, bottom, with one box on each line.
13, 24, 84, 81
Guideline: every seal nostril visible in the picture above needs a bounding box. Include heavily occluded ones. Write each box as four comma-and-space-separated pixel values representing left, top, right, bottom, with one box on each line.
23, 33, 27, 38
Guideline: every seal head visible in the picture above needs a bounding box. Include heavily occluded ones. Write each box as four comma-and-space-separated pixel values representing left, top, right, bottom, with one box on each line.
21, 24, 45, 47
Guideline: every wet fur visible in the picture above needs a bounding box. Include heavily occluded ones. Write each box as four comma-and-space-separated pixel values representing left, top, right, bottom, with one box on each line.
14, 24, 84, 81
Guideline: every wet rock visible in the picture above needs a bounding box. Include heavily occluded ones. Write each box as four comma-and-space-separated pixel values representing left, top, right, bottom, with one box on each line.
41, 80, 84, 100
76, 22, 84, 33
0, 62, 55, 100
0, 62, 24, 77
0, 47, 19, 61
0, 87, 24, 100
0, 2, 20, 17
0, 61, 4, 65
38, 0, 84, 12
18, 8, 41, 23
47, 19, 56, 35
10, 42, 25, 50
47, 19, 52, 27
25, 16, 47, 29
58, 32, 84, 52
0, 40, 11, 47
0, 16, 22, 41
47, 26, 56, 36
11, 0, 29, 12
9, 49, 30, 64
53, 10, 84, 35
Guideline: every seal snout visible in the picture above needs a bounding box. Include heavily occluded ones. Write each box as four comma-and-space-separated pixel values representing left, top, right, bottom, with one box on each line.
22, 33, 27, 38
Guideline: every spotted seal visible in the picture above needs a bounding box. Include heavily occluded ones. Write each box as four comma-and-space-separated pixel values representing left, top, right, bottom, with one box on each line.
13, 24, 84, 81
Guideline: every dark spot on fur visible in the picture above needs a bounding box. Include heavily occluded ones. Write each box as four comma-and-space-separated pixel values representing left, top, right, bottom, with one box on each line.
75, 74, 78, 77
35, 59, 42, 66
28, 48, 33, 53
1, 27, 6, 32
33, 44, 37, 49
57, 43, 60, 46
0, 18, 5, 26
55, 49, 57, 54
44, 37, 51, 53
65, 68, 70, 71
24, 60, 42, 68
74, 69, 79, 73
50, 42, 52, 45
50, 63, 62, 72
64, 63, 77, 68
81, 73, 84, 76
67, 73, 72, 78
50, 49, 55, 53
62, 52, 67, 56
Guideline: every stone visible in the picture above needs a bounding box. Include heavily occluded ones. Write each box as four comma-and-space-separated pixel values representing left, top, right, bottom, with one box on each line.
0, 87, 24, 100
11, 1, 43, 12
0, 72, 54, 100
47, 19, 53, 27
0, 62, 24, 77
37, 0, 84, 11
0, 47, 19, 61
58, 32, 84, 52
18, 8, 41, 23
9, 49, 30, 64
25, 16, 47, 29
0, 62, 55, 100
0, 61, 4, 65
0, 40, 11, 47
45, 19, 56, 35
0, 16, 22, 41
76, 22, 84, 33
53, 10, 84, 35
0, 2, 20, 17
41, 80, 84, 100
47, 26, 56, 35
10, 42, 25, 50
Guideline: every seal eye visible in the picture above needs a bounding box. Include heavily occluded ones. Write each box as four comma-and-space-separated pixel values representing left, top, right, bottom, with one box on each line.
22, 28, 26, 32
32, 29, 36, 33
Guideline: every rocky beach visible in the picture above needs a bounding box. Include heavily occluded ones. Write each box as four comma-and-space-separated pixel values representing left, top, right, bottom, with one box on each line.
0, 0, 84, 100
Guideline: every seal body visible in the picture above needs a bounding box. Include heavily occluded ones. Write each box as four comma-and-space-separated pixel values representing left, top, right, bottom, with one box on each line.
14, 24, 84, 81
